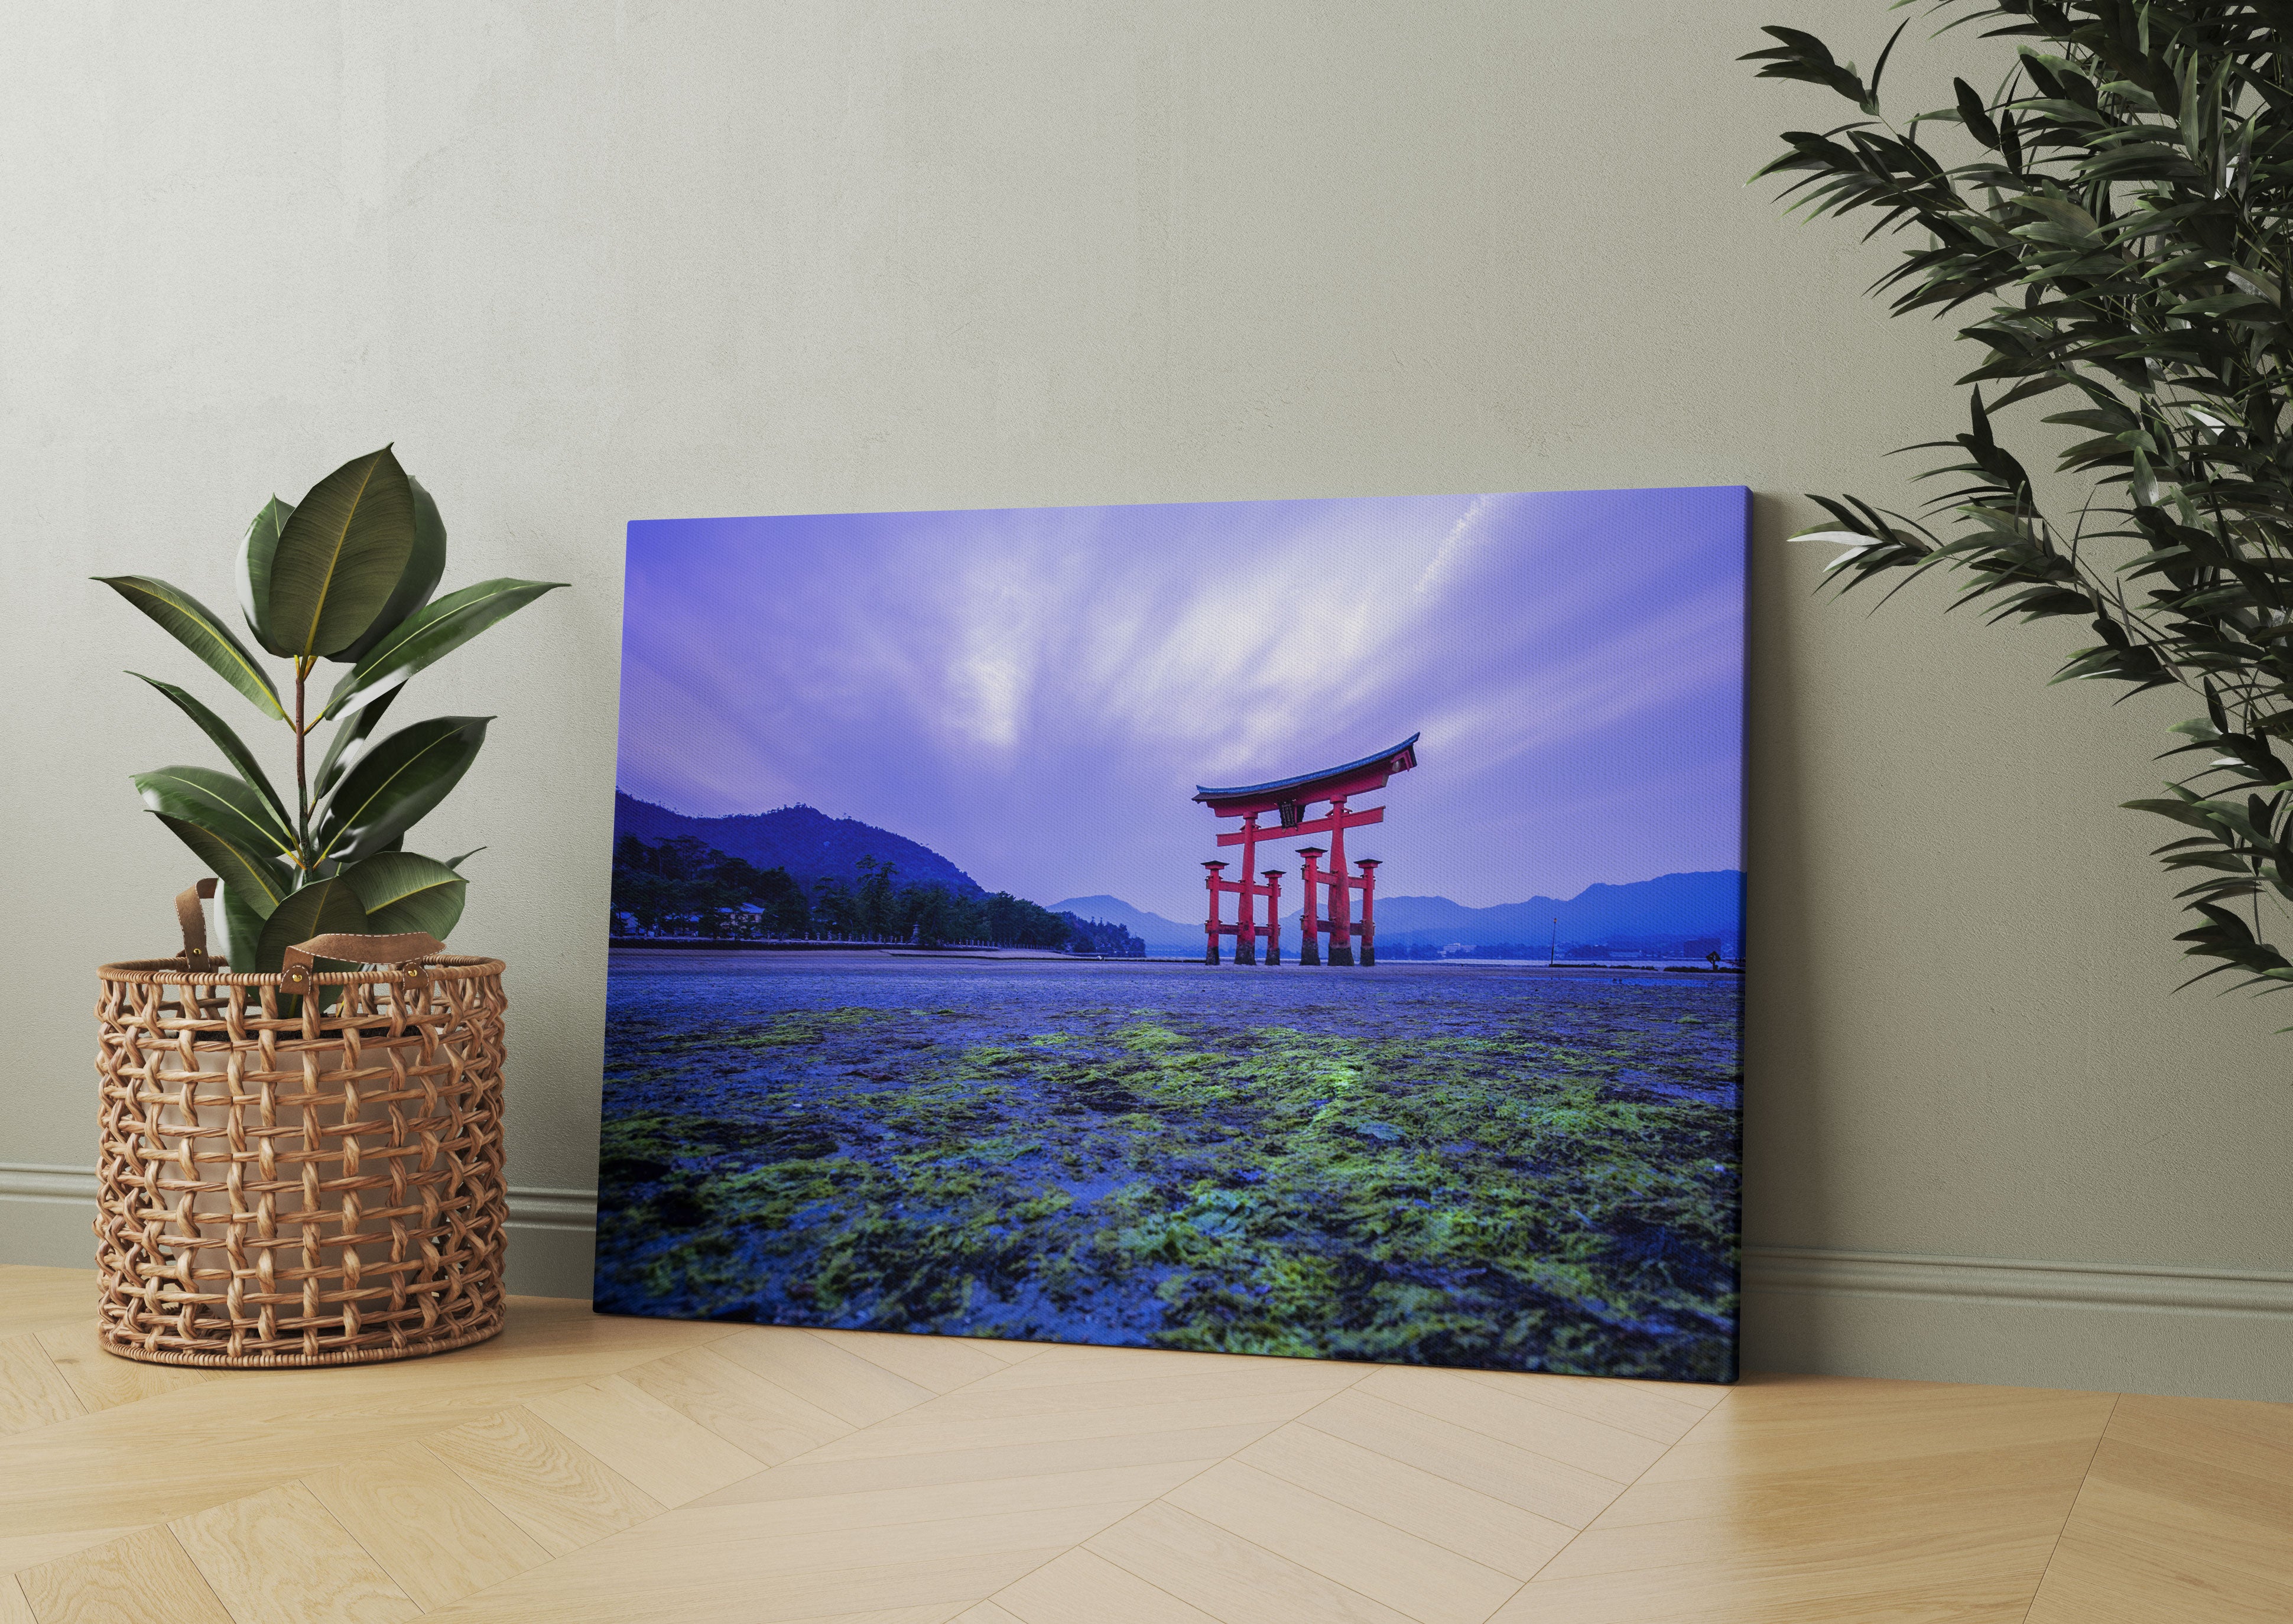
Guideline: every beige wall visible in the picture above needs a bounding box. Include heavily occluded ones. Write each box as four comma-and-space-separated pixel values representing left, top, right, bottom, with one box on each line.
5, 3, 2286, 1399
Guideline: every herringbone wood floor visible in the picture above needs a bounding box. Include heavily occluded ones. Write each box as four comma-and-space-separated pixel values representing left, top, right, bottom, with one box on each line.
1, 1265, 2286, 1622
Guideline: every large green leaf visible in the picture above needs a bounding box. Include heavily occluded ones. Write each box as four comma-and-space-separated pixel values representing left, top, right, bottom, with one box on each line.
135, 765, 295, 858
131, 674, 290, 829
320, 577, 567, 721
268, 446, 416, 659
235, 496, 295, 656
96, 576, 285, 720
313, 715, 491, 863
341, 850, 467, 938
215, 882, 268, 972
332, 476, 449, 665
150, 814, 290, 917
254, 876, 371, 976
311, 684, 401, 800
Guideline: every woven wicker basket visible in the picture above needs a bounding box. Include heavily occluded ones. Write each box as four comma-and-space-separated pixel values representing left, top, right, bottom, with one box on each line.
92, 883, 509, 1368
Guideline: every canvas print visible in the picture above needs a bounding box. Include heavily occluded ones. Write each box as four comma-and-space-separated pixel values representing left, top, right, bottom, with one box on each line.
596, 487, 1746, 1382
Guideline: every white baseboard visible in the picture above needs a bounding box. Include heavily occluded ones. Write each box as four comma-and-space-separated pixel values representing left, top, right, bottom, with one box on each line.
8, 1165, 2286, 1399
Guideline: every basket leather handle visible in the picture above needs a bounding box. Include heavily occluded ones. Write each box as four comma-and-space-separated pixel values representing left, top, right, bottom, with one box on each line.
280, 931, 447, 988
175, 880, 219, 971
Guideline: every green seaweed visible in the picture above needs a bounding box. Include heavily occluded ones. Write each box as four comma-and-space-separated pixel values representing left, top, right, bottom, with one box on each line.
596, 995, 1740, 1379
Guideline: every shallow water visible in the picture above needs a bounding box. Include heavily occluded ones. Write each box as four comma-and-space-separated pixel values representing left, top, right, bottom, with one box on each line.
595, 952, 1743, 1381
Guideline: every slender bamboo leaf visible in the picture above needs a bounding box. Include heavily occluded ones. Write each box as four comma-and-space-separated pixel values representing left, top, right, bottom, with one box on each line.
135, 765, 295, 857
129, 674, 290, 829
268, 446, 417, 658
235, 496, 295, 656
319, 577, 567, 722
313, 715, 491, 863
334, 475, 449, 665
340, 850, 467, 938
95, 576, 285, 719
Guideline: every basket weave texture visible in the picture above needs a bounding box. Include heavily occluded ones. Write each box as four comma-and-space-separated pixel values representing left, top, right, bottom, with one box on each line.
93, 954, 509, 1367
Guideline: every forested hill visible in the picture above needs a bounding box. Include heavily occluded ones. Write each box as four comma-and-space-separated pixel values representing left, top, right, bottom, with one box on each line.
612, 793, 985, 897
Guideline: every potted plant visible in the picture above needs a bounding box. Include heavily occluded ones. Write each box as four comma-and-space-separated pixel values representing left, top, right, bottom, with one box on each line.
1745, 4, 2293, 1003
102, 446, 562, 963
90, 447, 563, 1367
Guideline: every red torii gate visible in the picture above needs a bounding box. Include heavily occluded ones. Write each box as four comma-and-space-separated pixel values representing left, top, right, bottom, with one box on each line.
1193, 734, 1418, 967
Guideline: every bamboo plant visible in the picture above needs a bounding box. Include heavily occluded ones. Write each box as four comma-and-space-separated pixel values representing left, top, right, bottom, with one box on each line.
1746, 2, 2293, 1003
100, 447, 563, 970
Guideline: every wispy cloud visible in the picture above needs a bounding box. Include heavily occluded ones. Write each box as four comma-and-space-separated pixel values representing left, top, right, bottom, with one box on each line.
618, 486, 1745, 917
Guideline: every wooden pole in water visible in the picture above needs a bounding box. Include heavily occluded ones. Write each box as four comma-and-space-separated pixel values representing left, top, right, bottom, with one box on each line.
1296, 847, 1324, 965
1202, 861, 1226, 965
1234, 814, 1260, 965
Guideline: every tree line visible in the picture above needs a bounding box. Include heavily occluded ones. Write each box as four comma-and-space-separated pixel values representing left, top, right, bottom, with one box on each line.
611, 835, 1143, 954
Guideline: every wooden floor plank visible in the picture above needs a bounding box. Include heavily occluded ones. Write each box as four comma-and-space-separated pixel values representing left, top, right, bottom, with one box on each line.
426, 1544, 1060, 1623
1238, 1421, 1572, 1581
1165, 1459, 1520, 1624
1447, 1369, 1718, 1445
1494, 1537, 2061, 1624
697, 1425, 1258, 1508
681, 1461, 1197, 1540
965, 1346, 1337, 1391
523, 1375, 768, 1506
0, 1336, 84, 1436
1089, 1500, 1415, 1624
801, 1391, 1333, 1464
1512, 1378, 2114, 1624
1548, 1442, 2095, 1582
2, 1272, 2285, 1623
0, 1269, 99, 1337
421, 1409, 665, 1556
17, 1527, 234, 1624
967, 1338, 1047, 1366
2025, 1433, 2293, 1623
34, 1330, 212, 1415
813, 1329, 1017, 1395
0, 1301, 733, 1547
1294, 1388, 1625, 1528
421, 1492, 1135, 1622
905, 1363, 1358, 1425
170, 1482, 419, 1624
618, 1344, 854, 1465
304, 1442, 554, 1610
710, 1327, 940, 1428
954, 1602, 1029, 1624
995, 1548, 1222, 1624
1359, 1366, 1668, 1485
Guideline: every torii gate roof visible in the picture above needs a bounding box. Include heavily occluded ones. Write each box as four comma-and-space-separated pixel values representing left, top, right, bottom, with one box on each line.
1192, 733, 1420, 816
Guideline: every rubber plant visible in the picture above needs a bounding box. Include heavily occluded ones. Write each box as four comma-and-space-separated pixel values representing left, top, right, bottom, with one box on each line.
1746, 2, 2293, 1003
99, 447, 564, 971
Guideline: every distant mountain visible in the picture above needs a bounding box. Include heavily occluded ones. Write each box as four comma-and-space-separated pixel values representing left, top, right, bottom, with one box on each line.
1048, 895, 1200, 950
1060, 871, 1743, 956
614, 793, 986, 897
1355, 871, 1742, 950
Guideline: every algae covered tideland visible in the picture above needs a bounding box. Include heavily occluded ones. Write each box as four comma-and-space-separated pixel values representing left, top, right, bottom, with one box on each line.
595, 956, 1740, 1381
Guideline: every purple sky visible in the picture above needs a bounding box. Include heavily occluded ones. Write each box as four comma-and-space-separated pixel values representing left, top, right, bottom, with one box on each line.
616, 487, 1745, 921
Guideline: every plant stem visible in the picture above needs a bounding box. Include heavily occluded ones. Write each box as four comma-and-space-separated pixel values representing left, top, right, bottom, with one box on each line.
294, 658, 309, 863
